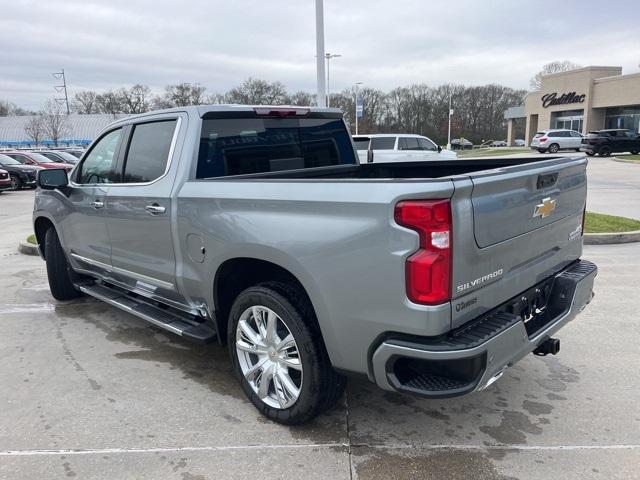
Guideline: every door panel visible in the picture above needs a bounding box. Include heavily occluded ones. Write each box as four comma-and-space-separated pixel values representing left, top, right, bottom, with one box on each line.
62, 185, 111, 269
104, 118, 180, 293
64, 126, 124, 272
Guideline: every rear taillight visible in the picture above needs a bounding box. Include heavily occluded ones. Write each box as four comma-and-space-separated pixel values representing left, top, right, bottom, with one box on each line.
539, 137, 548, 142
394, 199, 452, 305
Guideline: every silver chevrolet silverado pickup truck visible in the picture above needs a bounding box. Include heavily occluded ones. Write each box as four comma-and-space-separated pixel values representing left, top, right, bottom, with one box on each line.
33, 105, 597, 424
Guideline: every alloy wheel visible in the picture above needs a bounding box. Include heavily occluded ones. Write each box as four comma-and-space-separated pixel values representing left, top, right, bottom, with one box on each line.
235, 305, 303, 409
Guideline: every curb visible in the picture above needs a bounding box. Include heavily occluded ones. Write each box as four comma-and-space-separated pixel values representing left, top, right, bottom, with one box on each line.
18, 241, 39, 256
613, 158, 640, 164
584, 230, 640, 245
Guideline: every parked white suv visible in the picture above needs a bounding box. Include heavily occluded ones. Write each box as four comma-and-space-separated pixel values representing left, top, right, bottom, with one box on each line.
353, 134, 457, 163
530, 129, 583, 153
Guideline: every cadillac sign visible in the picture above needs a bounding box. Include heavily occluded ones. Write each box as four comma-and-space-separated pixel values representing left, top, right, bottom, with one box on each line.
541, 91, 586, 108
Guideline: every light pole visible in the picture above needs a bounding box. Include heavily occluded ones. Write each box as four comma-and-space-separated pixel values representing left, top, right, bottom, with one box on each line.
325, 53, 341, 107
315, 0, 326, 107
355, 82, 363, 134
447, 89, 453, 150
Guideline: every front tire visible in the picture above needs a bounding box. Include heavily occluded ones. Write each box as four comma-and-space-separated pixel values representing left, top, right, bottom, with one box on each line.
44, 227, 82, 301
228, 282, 346, 425
9, 174, 22, 191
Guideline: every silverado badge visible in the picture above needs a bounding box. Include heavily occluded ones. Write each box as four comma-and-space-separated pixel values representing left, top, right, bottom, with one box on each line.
533, 197, 556, 219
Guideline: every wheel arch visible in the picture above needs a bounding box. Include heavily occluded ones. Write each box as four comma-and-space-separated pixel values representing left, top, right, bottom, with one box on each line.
33, 215, 55, 259
213, 257, 328, 351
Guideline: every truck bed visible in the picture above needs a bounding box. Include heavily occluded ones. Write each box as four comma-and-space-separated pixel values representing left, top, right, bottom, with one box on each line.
207, 156, 569, 180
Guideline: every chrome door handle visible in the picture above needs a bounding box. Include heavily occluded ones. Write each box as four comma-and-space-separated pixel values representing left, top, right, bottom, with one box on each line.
90, 201, 104, 209
145, 204, 166, 214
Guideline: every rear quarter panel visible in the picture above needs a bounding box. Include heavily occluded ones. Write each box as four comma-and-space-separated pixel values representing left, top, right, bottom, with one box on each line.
176, 179, 455, 375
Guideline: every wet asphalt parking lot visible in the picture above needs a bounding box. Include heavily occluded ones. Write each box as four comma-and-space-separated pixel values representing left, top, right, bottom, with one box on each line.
0, 157, 638, 479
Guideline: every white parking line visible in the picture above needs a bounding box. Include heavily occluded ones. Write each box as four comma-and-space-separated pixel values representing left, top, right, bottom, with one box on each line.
0, 443, 638, 456
0, 303, 55, 314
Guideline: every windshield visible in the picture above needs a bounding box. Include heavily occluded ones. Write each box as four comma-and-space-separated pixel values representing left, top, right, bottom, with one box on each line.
31, 152, 61, 163
58, 151, 80, 163
0, 154, 21, 165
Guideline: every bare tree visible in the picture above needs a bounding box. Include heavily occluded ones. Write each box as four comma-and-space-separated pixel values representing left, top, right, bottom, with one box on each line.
24, 116, 45, 146
95, 90, 124, 115
225, 78, 288, 105
119, 84, 151, 114
530, 61, 581, 90
72, 91, 99, 114
154, 83, 207, 108
41, 100, 70, 146
0, 99, 32, 116
288, 91, 316, 106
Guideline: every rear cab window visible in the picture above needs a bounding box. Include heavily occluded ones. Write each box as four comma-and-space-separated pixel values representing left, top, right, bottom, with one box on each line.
196, 113, 356, 178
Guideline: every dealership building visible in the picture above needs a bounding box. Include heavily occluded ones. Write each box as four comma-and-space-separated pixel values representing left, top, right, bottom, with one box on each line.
506, 66, 640, 145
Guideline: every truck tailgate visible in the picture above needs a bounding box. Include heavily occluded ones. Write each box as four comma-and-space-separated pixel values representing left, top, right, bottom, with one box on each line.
471, 160, 586, 248
450, 155, 587, 329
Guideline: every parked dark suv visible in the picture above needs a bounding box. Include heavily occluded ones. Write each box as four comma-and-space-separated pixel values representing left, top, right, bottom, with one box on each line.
581, 129, 640, 156
0, 153, 41, 190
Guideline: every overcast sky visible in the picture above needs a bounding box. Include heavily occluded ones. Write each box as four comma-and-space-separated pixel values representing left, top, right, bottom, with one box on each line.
2, 0, 639, 110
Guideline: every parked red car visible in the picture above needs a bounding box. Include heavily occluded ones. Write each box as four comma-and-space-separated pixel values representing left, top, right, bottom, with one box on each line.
0, 169, 12, 193
3, 151, 73, 171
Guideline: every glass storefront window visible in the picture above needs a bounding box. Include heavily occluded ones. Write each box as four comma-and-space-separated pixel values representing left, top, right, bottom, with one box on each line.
551, 110, 584, 132
605, 106, 640, 133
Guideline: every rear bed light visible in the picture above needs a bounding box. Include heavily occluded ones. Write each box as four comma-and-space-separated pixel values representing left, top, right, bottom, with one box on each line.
394, 200, 452, 305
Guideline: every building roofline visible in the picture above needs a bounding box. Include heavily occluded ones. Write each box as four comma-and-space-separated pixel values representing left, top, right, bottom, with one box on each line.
541, 65, 622, 80
594, 71, 640, 83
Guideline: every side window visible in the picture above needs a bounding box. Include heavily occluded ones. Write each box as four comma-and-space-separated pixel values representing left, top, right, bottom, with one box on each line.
78, 128, 123, 184
370, 137, 396, 150
398, 137, 420, 150
122, 120, 177, 183
570, 131, 582, 137
418, 138, 438, 151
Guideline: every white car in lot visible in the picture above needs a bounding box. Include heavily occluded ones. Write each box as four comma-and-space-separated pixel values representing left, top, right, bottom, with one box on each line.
353, 134, 457, 163
530, 129, 583, 153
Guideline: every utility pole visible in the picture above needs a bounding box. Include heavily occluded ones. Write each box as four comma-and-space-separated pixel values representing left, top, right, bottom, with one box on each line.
355, 82, 363, 134
52, 69, 70, 115
447, 88, 453, 150
315, 0, 326, 108
325, 53, 342, 107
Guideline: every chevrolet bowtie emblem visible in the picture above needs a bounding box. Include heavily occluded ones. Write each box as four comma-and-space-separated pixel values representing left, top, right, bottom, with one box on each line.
534, 197, 556, 219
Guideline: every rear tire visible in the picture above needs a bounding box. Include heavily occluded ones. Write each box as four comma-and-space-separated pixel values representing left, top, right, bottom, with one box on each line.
44, 227, 82, 301
631, 150, 639, 155
9, 174, 22, 191
537, 148, 546, 153
548, 143, 559, 153
227, 282, 346, 425
586, 151, 595, 157
575, 148, 581, 152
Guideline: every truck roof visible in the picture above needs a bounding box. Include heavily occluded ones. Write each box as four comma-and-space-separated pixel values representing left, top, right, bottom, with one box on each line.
101, 105, 344, 131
